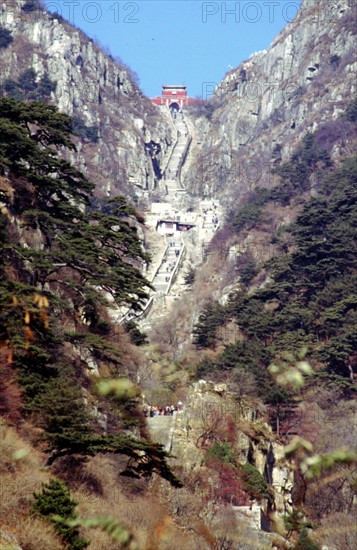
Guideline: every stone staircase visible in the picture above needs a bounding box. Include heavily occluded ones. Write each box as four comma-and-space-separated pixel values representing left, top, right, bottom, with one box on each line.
152, 234, 183, 293
117, 110, 221, 326
163, 111, 190, 202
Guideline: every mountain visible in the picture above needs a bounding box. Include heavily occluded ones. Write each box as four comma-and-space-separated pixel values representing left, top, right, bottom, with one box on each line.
0, 0, 172, 200
0, 0, 356, 549
186, 0, 356, 202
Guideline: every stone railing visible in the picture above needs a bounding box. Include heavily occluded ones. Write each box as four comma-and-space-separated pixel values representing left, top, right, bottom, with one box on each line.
160, 107, 178, 179
176, 116, 192, 186
166, 239, 185, 295
177, 134, 192, 186
117, 242, 169, 324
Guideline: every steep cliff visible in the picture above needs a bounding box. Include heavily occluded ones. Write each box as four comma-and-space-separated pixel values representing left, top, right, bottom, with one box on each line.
184, 0, 356, 203
0, 0, 172, 200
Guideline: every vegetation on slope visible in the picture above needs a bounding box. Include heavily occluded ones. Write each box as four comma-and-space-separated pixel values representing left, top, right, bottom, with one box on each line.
0, 98, 181, 494
194, 134, 356, 406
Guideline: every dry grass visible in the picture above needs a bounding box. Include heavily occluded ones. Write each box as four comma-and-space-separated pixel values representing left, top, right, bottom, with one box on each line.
0, 425, 56, 548
315, 512, 357, 550
15, 517, 63, 550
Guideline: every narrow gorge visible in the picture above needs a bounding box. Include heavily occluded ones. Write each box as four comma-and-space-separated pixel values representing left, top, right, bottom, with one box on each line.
0, 1, 356, 549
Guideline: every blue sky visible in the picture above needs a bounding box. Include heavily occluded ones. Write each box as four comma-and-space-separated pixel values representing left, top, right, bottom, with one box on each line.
45, 1, 302, 98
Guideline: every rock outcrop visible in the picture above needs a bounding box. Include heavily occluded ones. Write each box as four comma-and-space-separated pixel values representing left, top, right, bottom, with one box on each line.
184, 0, 356, 203
171, 382, 294, 519
0, 0, 172, 199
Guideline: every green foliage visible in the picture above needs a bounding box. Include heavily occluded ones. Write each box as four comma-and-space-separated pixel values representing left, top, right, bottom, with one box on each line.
205, 442, 236, 467
52, 516, 137, 548
71, 116, 99, 143
1, 69, 57, 101
238, 257, 258, 286
240, 462, 271, 501
32, 479, 89, 549
269, 349, 312, 391
34, 371, 92, 450
196, 356, 216, 379
0, 27, 13, 48
344, 97, 357, 123
273, 132, 330, 204
22, 0, 44, 12
293, 528, 320, 550
18, 68, 37, 93
195, 153, 357, 395
193, 301, 227, 348
232, 188, 270, 232
96, 378, 139, 401
283, 508, 306, 535
66, 332, 122, 364
0, 99, 150, 312
301, 448, 357, 479
0, 98, 182, 488
329, 54, 341, 68
36, 72, 57, 100
124, 320, 148, 346
183, 264, 195, 286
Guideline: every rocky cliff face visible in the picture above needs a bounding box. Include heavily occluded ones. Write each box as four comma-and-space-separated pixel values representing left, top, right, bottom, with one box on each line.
184, 0, 356, 204
172, 382, 294, 511
0, 0, 172, 200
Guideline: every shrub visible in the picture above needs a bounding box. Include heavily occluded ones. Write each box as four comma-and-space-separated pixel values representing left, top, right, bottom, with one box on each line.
71, 117, 99, 143
124, 319, 148, 346
293, 528, 320, 550
22, 0, 44, 12
2, 79, 23, 100
235, 253, 258, 286
329, 54, 340, 68
240, 462, 271, 501
18, 68, 37, 92
37, 72, 57, 99
193, 301, 227, 348
0, 69, 57, 101
214, 461, 251, 506
232, 188, 270, 232
345, 97, 357, 123
0, 27, 13, 49
188, 99, 216, 120
183, 265, 195, 286
196, 356, 216, 379
32, 479, 89, 550
205, 442, 237, 468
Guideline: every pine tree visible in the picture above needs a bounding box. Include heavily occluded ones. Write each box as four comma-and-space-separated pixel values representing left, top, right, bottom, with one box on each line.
0, 27, 13, 48
193, 301, 227, 348
32, 479, 89, 549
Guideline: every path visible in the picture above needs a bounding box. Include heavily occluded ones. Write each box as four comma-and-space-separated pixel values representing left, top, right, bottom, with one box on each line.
152, 235, 183, 293
147, 413, 177, 452
116, 108, 222, 325
162, 110, 190, 204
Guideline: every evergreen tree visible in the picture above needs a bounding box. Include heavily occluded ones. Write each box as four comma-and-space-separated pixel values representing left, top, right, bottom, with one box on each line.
0, 98, 150, 311
32, 479, 89, 549
0, 27, 13, 48
18, 68, 37, 93
0, 98, 180, 488
35, 371, 92, 451
293, 528, 320, 550
193, 301, 227, 348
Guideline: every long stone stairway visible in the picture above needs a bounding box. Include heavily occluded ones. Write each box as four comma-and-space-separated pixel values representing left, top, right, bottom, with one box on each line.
147, 412, 177, 452
152, 235, 183, 293
117, 114, 190, 324
163, 110, 190, 202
